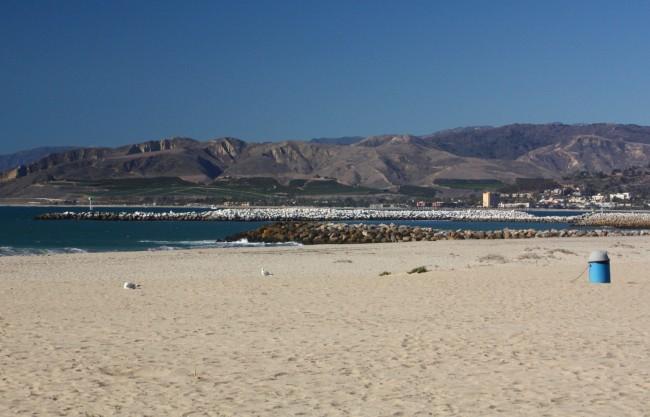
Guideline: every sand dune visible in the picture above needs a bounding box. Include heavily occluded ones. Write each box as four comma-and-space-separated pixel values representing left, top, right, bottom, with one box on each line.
2, 237, 650, 416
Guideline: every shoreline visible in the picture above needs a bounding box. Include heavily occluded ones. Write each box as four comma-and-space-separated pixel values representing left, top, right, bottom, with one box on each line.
0, 239, 301, 257
3, 230, 650, 257
1, 233, 646, 268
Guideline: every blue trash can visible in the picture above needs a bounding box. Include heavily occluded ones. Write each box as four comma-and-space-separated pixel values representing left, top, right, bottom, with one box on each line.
588, 250, 610, 284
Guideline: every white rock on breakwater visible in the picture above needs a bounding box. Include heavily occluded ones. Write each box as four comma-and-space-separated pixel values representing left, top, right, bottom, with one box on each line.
36, 208, 576, 223
203, 208, 573, 222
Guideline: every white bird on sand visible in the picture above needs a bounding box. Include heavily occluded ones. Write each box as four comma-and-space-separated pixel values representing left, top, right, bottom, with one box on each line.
261, 268, 273, 277
123, 281, 139, 289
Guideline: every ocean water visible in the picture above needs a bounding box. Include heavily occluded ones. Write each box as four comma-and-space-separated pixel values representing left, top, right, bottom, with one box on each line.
0, 206, 579, 256
0, 206, 285, 256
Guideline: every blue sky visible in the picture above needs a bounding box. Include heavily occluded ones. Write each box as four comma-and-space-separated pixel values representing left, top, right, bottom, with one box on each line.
2, 0, 650, 153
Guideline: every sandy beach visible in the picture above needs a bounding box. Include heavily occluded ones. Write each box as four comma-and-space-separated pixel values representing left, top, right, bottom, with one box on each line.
2, 237, 650, 416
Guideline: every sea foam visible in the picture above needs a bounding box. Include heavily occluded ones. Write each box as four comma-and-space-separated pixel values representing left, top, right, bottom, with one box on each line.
141, 238, 302, 250
0, 246, 88, 257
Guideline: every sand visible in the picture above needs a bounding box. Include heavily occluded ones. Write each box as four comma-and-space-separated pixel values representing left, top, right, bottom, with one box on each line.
1, 237, 650, 416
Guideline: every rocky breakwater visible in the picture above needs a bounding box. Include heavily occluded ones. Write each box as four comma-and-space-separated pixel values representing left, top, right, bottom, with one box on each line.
226, 222, 646, 245
36, 210, 212, 221
204, 207, 574, 222
574, 212, 650, 229
37, 208, 575, 222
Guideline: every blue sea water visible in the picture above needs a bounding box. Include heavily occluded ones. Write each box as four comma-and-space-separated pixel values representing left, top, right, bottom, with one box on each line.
0, 206, 279, 255
0, 206, 581, 256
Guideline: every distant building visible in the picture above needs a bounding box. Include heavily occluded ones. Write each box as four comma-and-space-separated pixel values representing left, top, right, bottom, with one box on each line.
431, 201, 444, 208
609, 192, 631, 201
416, 200, 426, 208
498, 202, 530, 209
223, 201, 251, 207
591, 193, 606, 203
568, 196, 587, 205
482, 192, 500, 208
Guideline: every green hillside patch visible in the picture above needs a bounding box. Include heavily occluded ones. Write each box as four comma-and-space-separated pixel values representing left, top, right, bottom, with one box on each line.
434, 178, 504, 191
64, 177, 284, 200
289, 179, 376, 195
397, 185, 437, 197
37, 176, 478, 205
211, 178, 373, 196
212, 177, 292, 195
67, 177, 379, 201
70, 177, 196, 197
499, 178, 560, 193
288, 179, 308, 188
85, 177, 194, 190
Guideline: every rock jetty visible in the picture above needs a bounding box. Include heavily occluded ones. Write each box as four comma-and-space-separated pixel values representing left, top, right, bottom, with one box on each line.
227, 222, 648, 245
575, 212, 650, 229
36, 208, 575, 223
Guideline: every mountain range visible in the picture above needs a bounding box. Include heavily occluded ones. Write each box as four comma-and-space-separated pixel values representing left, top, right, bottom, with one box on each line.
3, 123, 650, 200
0, 146, 76, 173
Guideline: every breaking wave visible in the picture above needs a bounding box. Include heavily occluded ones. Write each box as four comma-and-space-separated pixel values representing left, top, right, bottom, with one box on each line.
0, 246, 88, 257
0, 239, 301, 256
142, 238, 302, 250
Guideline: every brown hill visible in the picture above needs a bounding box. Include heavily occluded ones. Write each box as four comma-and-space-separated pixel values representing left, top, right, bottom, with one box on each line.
422, 123, 650, 159
3, 123, 650, 199
518, 135, 650, 173
0, 146, 78, 172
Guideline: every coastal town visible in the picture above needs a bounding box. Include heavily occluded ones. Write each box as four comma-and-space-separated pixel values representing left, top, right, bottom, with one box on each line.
482, 188, 633, 209
411, 188, 635, 210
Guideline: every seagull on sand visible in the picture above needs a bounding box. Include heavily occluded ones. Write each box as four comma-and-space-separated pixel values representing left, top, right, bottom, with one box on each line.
261, 268, 273, 277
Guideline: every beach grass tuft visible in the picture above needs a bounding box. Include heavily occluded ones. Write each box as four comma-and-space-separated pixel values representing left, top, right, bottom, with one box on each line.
407, 266, 428, 274
478, 254, 507, 263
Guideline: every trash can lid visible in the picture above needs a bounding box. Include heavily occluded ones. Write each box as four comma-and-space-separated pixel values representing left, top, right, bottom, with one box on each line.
589, 250, 609, 262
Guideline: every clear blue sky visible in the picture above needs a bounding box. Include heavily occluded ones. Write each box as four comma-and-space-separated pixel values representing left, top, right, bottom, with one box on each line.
2, 0, 650, 153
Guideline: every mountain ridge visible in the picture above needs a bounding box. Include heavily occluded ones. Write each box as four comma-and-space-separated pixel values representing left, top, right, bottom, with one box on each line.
0, 146, 78, 172
3, 123, 650, 199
